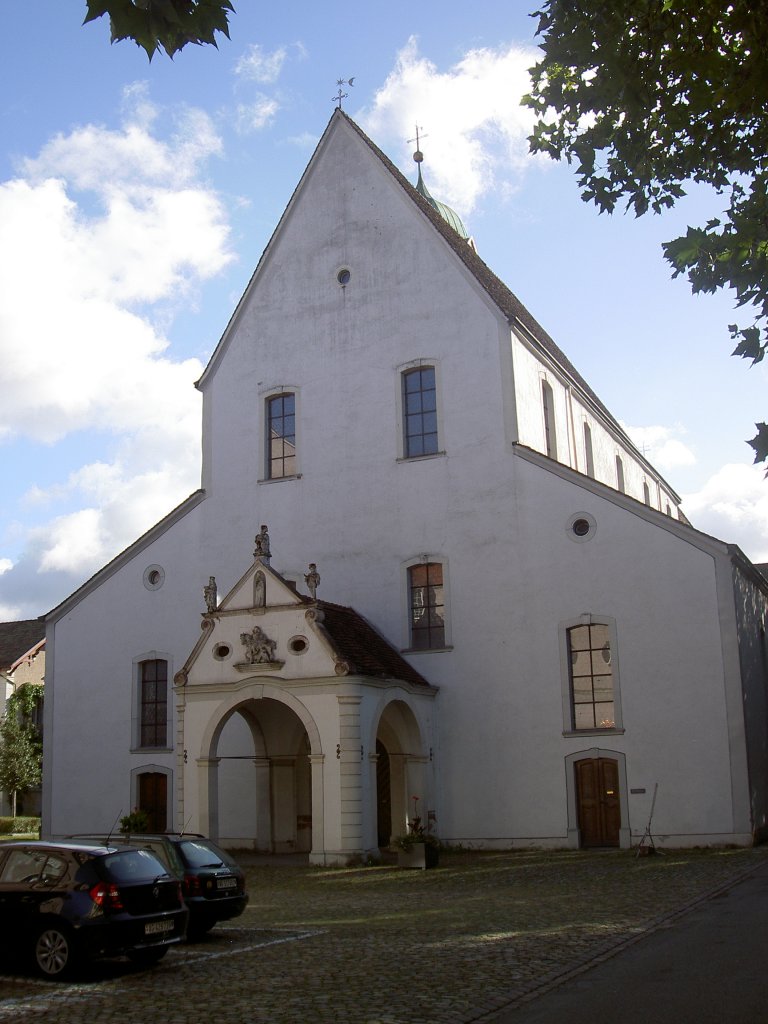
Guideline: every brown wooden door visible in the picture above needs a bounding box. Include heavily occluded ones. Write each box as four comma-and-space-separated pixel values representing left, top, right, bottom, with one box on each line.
575, 758, 621, 847
138, 772, 167, 833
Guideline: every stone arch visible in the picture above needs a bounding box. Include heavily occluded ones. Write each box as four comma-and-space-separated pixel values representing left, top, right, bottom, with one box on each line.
199, 680, 322, 760
192, 681, 323, 854
369, 694, 432, 849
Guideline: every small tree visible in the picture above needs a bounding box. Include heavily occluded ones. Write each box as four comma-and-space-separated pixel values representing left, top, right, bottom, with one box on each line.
0, 684, 42, 818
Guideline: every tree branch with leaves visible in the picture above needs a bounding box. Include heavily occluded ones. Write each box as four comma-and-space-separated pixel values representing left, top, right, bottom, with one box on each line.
0, 684, 42, 818
525, 0, 768, 464
84, 0, 235, 60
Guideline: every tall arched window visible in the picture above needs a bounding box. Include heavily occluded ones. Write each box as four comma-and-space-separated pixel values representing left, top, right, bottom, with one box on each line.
140, 659, 167, 748
583, 423, 595, 478
266, 392, 296, 479
402, 367, 438, 457
567, 623, 615, 730
408, 562, 445, 649
542, 380, 557, 458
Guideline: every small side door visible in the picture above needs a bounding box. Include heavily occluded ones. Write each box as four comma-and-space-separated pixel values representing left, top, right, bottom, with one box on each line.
575, 758, 621, 847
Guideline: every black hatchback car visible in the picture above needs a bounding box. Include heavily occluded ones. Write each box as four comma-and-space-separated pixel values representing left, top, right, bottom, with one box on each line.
0, 841, 188, 979
74, 834, 248, 939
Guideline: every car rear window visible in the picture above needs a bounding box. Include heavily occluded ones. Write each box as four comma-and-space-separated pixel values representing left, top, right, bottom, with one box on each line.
0, 849, 70, 885
101, 848, 170, 882
177, 840, 238, 869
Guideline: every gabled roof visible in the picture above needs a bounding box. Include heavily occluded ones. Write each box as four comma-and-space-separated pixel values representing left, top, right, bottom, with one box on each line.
316, 601, 432, 688
195, 110, 674, 499
0, 619, 45, 672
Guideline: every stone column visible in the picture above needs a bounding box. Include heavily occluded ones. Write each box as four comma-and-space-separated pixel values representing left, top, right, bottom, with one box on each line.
252, 757, 272, 852
196, 757, 221, 839
337, 694, 363, 858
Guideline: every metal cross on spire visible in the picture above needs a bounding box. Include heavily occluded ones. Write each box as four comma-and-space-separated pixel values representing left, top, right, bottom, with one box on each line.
333, 78, 355, 109
408, 124, 429, 163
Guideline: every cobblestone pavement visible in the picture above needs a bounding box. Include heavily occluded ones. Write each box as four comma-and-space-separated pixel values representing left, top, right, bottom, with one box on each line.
0, 847, 765, 1023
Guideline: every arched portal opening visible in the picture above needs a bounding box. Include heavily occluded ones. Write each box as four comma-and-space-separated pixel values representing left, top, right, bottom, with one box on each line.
209, 697, 312, 853
374, 699, 431, 850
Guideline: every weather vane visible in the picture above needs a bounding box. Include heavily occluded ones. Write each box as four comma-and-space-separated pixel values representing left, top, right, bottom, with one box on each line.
407, 124, 429, 163
333, 77, 355, 109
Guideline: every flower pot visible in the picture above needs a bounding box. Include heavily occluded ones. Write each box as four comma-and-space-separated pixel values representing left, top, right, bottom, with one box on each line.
397, 842, 439, 870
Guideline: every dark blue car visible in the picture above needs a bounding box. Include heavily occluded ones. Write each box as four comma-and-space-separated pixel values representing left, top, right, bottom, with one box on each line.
0, 841, 188, 978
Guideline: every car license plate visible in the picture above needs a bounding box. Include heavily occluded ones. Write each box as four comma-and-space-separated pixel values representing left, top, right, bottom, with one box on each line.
217, 877, 237, 890
145, 919, 174, 935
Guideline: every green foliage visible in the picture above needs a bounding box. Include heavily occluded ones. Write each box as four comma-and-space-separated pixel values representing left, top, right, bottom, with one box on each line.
0, 685, 43, 815
0, 816, 40, 835
84, 0, 235, 60
525, 1, 768, 464
119, 808, 151, 834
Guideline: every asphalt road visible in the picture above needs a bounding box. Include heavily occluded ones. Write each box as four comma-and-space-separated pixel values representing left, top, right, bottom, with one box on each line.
493, 858, 768, 1024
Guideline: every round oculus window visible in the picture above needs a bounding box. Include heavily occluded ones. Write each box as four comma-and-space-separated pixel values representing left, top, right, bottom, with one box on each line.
336, 267, 351, 286
143, 564, 165, 591
566, 513, 597, 542
288, 635, 308, 655
213, 643, 231, 661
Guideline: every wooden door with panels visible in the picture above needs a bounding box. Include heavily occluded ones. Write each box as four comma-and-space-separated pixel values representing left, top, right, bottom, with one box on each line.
575, 757, 621, 847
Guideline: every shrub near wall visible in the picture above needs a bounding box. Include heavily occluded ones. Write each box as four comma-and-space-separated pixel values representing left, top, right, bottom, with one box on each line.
0, 817, 40, 836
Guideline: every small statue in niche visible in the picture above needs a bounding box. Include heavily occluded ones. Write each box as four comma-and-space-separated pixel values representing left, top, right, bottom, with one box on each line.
254, 524, 271, 560
204, 576, 218, 613
254, 570, 266, 608
240, 625, 277, 664
304, 563, 321, 599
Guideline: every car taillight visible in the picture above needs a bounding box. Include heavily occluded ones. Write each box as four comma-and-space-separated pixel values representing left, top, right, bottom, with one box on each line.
183, 874, 201, 897
89, 882, 124, 911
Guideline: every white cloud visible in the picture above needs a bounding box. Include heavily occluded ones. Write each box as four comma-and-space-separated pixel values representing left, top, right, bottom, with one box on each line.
0, 87, 232, 614
235, 44, 288, 83
357, 36, 542, 215
0, 89, 230, 445
235, 96, 280, 134
621, 423, 697, 470
683, 462, 768, 562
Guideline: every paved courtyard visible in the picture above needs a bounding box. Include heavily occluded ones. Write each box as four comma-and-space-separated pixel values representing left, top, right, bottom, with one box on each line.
0, 846, 765, 1023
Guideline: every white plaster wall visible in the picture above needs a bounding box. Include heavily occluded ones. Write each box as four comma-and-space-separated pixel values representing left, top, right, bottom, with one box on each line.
45, 114, 751, 849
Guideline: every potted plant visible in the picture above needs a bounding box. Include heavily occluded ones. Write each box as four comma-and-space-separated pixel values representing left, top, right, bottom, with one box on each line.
395, 797, 439, 869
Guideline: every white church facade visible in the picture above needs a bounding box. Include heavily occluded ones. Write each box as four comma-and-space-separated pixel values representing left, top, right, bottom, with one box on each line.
42, 111, 768, 862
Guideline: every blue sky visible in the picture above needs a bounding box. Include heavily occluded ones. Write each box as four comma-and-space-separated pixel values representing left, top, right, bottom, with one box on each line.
1, 2, 767, 620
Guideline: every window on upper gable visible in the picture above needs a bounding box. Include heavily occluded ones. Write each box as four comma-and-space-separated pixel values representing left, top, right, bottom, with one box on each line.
267, 393, 296, 479
567, 623, 615, 730
583, 423, 595, 478
542, 380, 557, 459
402, 367, 438, 458
408, 562, 445, 650
643, 482, 651, 506
615, 455, 625, 493
139, 659, 168, 749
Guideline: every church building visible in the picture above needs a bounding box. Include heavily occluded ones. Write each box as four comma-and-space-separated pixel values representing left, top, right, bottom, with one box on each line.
42, 111, 768, 861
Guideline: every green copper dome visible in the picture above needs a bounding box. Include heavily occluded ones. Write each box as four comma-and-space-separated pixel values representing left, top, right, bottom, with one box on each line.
414, 163, 469, 241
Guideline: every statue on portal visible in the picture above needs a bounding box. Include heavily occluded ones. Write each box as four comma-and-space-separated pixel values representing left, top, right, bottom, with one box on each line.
204, 576, 218, 613
304, 563, 321, 599
254, 524, 271, 559
240, 625, 277, 664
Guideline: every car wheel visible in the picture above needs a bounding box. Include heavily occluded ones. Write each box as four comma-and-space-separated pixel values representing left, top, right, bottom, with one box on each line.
126, 946, 169, 967
33, 925, 78, 980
